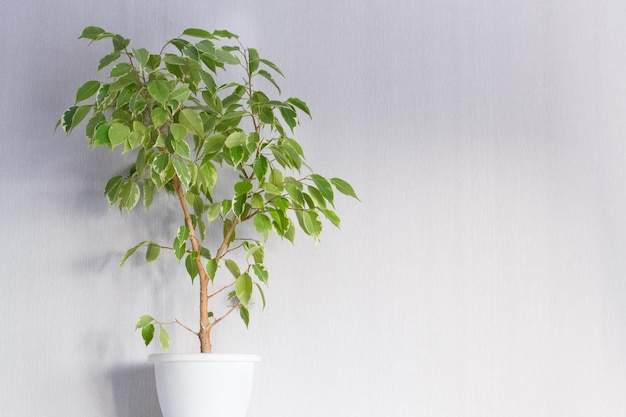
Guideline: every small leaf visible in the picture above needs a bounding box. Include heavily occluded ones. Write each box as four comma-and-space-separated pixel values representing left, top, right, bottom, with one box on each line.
133, 48, 150, 67
225, 259, 241, 278
253, 214, 272, 241
179, 108, 204, 136
206, 202, 221, 223
258, 69, 281, 93
224, 131, 246, 148
142, 324, 155, 346
108, 122, 130, 147
248, 48, 259, 73
185, 253, 199, 281
79, 26, 106, 40
311, 174, 334, 205
98, 52, 121, 71
104, 176, 124, 205
169, 84, 191, 103
159, 326, 170, 351
75, 80, 101, 103
252, 264, 269, 285
109, 62, 133, 78
146, 244, 160, 262
172, 159, 191, 188
151, 106, 169, 127
253, 156, 268, 182
239, 305, 250, 328
259, 58, 285, 77
235, 273, 253, 305
182, 28, 214, 38
170, 123, 188, 141
286, 97, 312, 118
135, 315, 154, 330
254, 282, 267, 309
119, 182, 141, 210
120, 241, 148, 266
331, 177, 360, 201
206, 259, 218, 280
147, 80, 170, 105
296, 210, 322, 240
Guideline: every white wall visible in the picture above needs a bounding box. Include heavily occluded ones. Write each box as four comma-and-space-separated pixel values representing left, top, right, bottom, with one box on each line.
2, 1, 626, 416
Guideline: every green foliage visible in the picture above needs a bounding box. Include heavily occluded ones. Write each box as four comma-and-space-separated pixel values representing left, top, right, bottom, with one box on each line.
61, 26, 359, 351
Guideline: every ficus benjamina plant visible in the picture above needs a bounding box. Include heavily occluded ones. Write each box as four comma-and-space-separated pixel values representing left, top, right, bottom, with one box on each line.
58, 26, 359, 353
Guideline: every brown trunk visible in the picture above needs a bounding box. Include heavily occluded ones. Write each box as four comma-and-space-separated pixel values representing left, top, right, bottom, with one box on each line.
172, 175, 213, 353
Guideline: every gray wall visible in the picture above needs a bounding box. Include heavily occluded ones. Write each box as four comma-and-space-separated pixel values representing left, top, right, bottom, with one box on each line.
2, 1, 626, 416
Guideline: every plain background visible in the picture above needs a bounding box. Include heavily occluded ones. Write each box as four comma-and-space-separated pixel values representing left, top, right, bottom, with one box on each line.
2, 1, 626, 416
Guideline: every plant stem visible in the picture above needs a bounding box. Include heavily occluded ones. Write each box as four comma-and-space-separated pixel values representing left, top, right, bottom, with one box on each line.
172, 175, 213, 353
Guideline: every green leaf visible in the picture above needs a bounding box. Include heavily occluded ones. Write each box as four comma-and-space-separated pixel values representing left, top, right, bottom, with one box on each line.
206, 259, 218, 280
133, 48, 150, 67
185, 253, 199, 281
235, 273, 253, 305
252, 263, 269, 285
119, 182, 141, 210
225, 259, 241, 278
170, 123, 188, 141
253, 213, 272, 241
120, 241, 148, 266
213, 29, 239, 39
108, 122, 130, 147
173, 226, 190, 260
286, 97, 312, 118
75, 80, 101, 103
79, 26, 106, 40
248, 48, 259, 73
259, 58, 285, 77
109, 62, 133, 78
311, 174, 334, 206
146, 244, 160, 262
254, 282, 267, 309
159, 326, 170, 351
253, 156, 268, 182
239, 305, 250, 327
279, 106, 297, 131
206, 202, 221, 223
224, 131, 246, 148
98, 52, 121, 71
322, 209, 341, 228
104, 176, 124, 205
144, 179, 156, 209
215, 48, 240, 65
169, 84, 191, 103
331, 177, 360, 201
147, 80, 170, 105
179, 108, 204, 136
258, 69, 281, 93
142, 324, 155, 346
172, 159, 191, 188
296, 210, 322, 239
151, 106, 169, 127
174, 140, 191, 159
135, 315, 154, 330
182, 28, 214, 38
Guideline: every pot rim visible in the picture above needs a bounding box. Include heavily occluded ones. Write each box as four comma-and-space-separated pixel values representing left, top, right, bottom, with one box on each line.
149, 353, 261, 363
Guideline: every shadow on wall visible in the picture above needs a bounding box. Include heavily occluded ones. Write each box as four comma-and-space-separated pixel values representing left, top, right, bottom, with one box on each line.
109, 364, 162, 417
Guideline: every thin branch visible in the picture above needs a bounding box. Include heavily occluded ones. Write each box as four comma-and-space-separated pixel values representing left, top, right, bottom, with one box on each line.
153, 318, 199, 336
212, 301, 241, 326
209, 282, 235, 299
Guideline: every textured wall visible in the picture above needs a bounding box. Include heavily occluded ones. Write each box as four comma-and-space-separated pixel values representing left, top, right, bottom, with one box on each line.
2, 1, 626, 416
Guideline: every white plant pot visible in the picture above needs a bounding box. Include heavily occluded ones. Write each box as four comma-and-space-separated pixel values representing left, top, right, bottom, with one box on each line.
149, 353, 261, 417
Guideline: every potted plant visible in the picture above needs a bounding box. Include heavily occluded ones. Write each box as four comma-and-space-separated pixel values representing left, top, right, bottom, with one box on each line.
59, 26, 358, 417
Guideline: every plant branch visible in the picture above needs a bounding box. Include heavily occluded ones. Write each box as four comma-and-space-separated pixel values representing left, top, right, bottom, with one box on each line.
212, 301, 241, 326
209, 282, 235, 299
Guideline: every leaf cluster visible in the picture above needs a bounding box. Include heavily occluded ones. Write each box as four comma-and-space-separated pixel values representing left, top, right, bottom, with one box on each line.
60, 26, 359, 350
